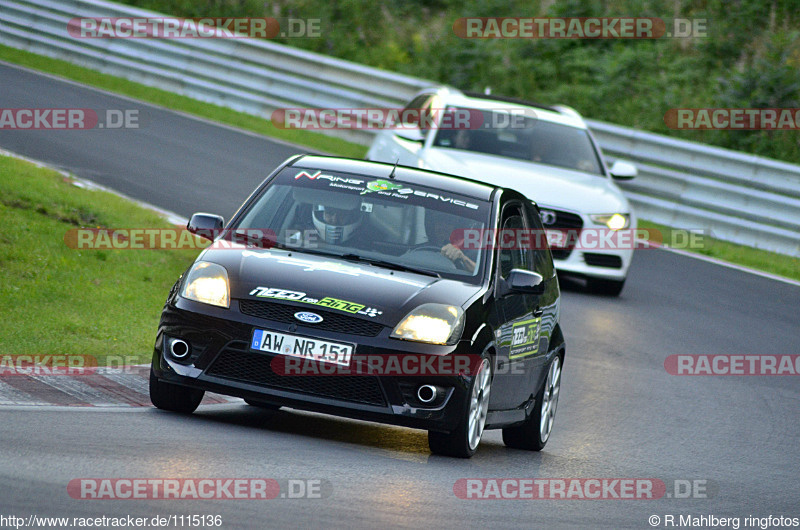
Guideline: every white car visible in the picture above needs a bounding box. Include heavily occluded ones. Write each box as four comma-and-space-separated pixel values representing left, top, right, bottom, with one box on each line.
367, 87, 638, 296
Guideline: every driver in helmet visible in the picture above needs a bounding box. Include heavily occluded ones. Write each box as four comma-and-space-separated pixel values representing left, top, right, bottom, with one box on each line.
312, 203, 366, 245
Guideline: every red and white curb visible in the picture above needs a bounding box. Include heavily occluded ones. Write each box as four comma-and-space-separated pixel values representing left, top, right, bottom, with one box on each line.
0, 365, 238, 408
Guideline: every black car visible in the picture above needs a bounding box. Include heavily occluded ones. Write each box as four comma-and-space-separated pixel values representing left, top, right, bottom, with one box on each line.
150, 155, 565, 457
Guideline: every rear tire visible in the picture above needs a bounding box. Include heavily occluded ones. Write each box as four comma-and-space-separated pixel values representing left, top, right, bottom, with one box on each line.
149, 368, 204, 414
428, 353, 492, 458
502, 355, 562, 451
587, 277, 625, 296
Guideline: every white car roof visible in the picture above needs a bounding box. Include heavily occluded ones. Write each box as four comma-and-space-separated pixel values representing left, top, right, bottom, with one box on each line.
428, 87, 587, 130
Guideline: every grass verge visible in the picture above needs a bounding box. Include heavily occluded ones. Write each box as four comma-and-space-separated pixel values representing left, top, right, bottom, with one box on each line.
0, 44, 367, 159
0, 154, 199, 365
638, 220, 800, 282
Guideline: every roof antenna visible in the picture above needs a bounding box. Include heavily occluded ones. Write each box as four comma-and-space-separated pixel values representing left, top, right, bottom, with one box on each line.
388, 158, 399, 179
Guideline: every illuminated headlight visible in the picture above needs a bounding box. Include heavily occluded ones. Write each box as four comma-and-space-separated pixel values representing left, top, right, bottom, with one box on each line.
391, 304, 465, 345
181, 262, 230, 308
590, 213, 630, 230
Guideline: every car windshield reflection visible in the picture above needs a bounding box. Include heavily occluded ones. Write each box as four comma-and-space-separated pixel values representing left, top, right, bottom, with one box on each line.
433, 107, 604, 175
230, 167, 492, 283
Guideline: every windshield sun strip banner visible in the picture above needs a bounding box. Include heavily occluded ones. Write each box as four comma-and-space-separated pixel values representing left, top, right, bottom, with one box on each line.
288, 168, 487, 213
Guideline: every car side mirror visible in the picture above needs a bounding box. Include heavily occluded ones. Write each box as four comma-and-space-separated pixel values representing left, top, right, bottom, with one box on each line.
609, 160, 637, 180
394, 127, 425, 143
504, 269, 545, 295
187, 213, 224, 241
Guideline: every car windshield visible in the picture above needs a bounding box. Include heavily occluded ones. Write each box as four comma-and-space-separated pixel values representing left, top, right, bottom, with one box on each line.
432, 106, 604, 175
230, 166, 492, 284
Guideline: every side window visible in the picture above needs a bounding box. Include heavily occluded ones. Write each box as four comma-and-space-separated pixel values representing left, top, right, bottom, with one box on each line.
401, 94, 432, 128
422, 95, 442, 135
498, 204, 531, 279
526, 203, 555, 279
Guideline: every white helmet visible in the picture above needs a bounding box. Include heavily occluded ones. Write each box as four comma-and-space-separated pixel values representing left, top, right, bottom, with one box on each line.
312, 205, 363, 244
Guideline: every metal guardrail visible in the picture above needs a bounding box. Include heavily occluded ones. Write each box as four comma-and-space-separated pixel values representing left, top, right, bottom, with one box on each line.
0, 0, 434, 145
589, 121, 800, 256
1, 0, 799, 257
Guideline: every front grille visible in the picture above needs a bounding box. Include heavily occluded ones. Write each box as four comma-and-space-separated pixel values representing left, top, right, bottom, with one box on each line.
550, 248, 572, 261
542, 209, 583, 230
541, 209, 583, 260
206, 342, 387, 406
239, 299, 384, 337
583, 253, 623, 269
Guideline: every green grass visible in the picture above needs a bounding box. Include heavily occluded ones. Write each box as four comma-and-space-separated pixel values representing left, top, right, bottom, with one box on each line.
0, 44, 367, 159
637, 220, 800, 281
0, 154, 200, 365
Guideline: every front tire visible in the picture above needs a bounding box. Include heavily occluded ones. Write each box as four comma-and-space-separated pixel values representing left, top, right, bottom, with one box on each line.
428, 353, 492, 458
149, 368, 204, 413
502, 355, 562, 451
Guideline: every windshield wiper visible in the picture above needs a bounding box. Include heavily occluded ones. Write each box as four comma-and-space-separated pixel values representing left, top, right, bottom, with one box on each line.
338, 254, 441, 279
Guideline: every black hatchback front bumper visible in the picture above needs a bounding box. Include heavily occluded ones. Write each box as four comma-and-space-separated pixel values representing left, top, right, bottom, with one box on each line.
151, 297, 480, 433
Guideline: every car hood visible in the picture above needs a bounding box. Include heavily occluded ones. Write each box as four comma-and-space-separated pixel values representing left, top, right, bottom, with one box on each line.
421, 148, 631, 214
200, 247, 483, 326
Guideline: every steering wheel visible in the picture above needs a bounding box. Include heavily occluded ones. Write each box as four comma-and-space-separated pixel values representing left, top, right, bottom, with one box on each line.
403, 245, 458, 271
406, 245, 446, 253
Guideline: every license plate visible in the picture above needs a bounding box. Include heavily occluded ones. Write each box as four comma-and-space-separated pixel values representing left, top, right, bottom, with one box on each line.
250, 329, 353, 367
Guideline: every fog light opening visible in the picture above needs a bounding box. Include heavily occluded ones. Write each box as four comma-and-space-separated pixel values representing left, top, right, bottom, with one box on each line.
417, 385, 437, 404
170, 339, 190, 359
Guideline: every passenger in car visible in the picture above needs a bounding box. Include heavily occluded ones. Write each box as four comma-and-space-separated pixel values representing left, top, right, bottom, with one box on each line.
453, 129, 473, 150
424, 210, 477, 272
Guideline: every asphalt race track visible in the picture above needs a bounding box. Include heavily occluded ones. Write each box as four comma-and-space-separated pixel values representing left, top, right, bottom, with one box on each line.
1, 62, 799, 528
0, 63, 302, 221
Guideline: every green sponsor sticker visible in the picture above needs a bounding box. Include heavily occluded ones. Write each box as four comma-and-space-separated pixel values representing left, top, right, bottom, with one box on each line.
249, 286, 379, 316
362, 179, 404, 195
315, 297, 365, 313
509, 317, 541, 359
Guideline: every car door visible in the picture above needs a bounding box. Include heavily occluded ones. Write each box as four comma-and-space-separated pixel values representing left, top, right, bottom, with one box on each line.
491, 201, 552, 410
368, 94, 434, 166
524, 200, 559, 379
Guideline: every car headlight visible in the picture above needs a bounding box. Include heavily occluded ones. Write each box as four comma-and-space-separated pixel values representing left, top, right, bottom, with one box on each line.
391, 303, 465, 345
589, 213, 630, 230
181, 262, 230, 308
